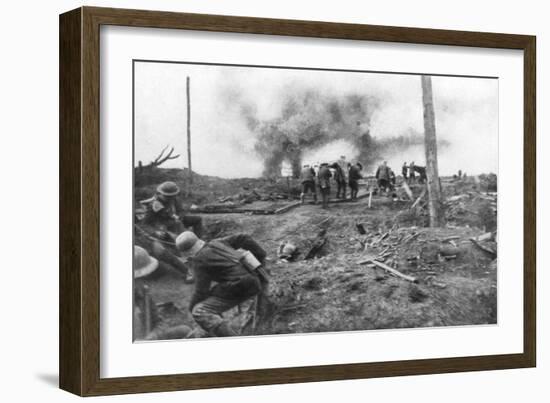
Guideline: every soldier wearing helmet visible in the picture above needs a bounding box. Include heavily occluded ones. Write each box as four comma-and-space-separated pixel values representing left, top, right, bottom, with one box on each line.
133, 246, 192, 340
176, 231, 267, 337
141, 181, 203, 235
135, 181, 203, 283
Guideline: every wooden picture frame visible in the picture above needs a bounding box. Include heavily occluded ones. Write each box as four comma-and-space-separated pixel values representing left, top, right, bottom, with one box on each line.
59, 6, 536, 396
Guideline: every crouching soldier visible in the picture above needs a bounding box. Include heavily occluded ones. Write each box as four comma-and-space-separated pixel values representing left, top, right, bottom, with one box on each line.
133, 246, 192, 340
141, 181, 203, 236
176, 231, 268, 337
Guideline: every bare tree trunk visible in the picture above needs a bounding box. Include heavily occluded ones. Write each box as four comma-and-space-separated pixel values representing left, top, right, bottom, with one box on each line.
186, 76, 193, 185
421, 75, 443, 227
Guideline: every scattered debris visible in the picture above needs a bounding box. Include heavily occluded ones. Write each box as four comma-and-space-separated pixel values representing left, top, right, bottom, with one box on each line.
356, 222, 367, 235
302, 276, 324, 291
409, 285, 429, 303
358, 255, 418, 283
278, 241, 298, 261
304, 229, 328, 260
470, 238, 497, 258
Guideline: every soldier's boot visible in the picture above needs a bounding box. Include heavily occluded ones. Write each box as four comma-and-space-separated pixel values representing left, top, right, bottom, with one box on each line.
211, 322, 238, 337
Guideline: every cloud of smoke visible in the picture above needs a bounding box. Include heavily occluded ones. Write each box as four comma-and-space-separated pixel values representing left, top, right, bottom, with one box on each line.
134, 63, 497, 178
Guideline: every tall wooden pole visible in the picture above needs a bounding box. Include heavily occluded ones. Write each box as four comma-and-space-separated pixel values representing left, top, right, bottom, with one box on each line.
421, 75, 443, 227
186, 76, 193, 184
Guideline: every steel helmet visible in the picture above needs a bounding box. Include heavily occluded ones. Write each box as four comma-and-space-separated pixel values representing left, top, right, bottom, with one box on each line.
279, 241, 297, 258
157, 181, 180, 197
176, 231, 205, 257
134, 246, 159, 278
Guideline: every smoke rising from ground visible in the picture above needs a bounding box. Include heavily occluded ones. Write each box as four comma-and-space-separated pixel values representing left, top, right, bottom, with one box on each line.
134, 63, 498, 178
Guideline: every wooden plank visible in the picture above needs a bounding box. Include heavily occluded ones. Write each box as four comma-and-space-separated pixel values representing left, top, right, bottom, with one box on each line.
274, 201, 302, 214
402, 180, 414, 200
358, 258, 418, 283
411, 188, 427, 209
470, 238, 497, 258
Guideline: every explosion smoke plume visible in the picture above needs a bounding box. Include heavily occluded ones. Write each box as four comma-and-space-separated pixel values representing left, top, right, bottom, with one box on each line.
242, 89, 380, 177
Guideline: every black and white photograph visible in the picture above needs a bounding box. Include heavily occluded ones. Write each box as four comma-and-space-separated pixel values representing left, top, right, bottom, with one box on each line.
132, 61, 498, 341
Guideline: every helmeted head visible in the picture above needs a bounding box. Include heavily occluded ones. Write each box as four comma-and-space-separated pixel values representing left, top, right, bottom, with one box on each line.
176, 231, 205, 258
134, 245, 159, 278
156, 181, 180, 197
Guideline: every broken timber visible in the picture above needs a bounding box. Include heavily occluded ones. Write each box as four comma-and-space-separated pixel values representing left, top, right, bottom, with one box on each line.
195, 190, 371, 215
411, 187, 427, 209
358, 257, 418, 283
274, 201, 302, 214
469, 238, 497, 258
402, 181, 414, 200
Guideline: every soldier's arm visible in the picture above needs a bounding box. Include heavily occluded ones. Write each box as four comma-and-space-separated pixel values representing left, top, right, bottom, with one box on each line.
174, 197, 186, 216
220, 234, 267, 263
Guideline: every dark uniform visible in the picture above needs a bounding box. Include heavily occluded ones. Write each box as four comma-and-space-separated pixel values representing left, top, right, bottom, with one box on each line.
317, 164, 332, 209
330, 163, 347, 199
409, 162, 416, 183
375, 163, 391, 192
141, 194, 203, 236
348, 164, 363, 200
300, 166, 317, 203
189, 234, 266, 336
413, 165, 427, 184
136, 194, 203, 281
402, 163, 409, 181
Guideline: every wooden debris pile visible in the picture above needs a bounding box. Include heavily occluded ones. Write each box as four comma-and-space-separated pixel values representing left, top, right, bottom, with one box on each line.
445, 191, 497, 224
354, 224, 497, 290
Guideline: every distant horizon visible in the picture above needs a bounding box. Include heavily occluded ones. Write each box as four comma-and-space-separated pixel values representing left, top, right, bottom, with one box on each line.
134, 163, 497, 180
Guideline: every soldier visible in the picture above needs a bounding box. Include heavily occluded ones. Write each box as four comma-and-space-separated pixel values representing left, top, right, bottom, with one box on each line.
135, 181, 203, 283
299, 164, 317, 204
402, 162, 409, 181
141, 181, 203, 236
337, 155, 349, 198
389, 169, 396, 190
330, 162, 347, 199
133, 246, 192, 340
413, 165, 427, 184
375, 161, 391, 193
176, 231, 267, 337
409, 161, 416, 183
348, 162, 363, 200
317, 162, 332, 209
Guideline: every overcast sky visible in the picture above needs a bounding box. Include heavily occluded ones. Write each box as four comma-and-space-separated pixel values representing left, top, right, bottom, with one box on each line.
134, 61, 498, 178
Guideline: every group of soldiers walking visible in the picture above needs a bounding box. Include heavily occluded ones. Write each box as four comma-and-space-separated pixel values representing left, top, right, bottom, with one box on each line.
134, 181, 269, 339
300, 155, 364, 209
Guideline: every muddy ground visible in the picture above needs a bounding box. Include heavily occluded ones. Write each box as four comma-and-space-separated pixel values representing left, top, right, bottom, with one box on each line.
136, 169, 497, 339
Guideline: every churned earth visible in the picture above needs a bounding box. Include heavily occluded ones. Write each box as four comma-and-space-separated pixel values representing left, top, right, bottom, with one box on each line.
136, 169, 497, 340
